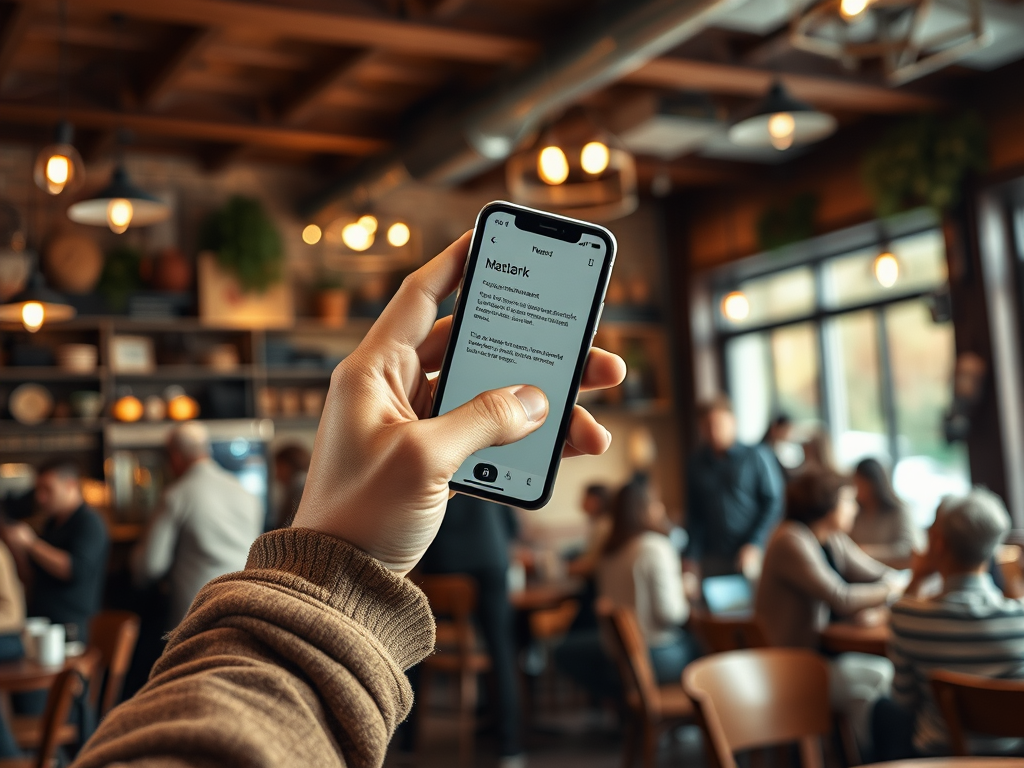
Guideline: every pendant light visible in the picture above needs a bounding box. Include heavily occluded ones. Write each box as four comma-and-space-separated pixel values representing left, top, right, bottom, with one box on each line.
728, 82, 836, 151
0, 271, 75, 332
33, 3, 84, 196
66, 165, 171, 234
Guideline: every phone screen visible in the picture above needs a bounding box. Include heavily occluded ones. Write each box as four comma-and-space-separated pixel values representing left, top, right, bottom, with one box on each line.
433, 203, 614, 507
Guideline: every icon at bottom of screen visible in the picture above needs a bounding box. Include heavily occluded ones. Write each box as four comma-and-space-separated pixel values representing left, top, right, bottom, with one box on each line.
473, 463, 498, 483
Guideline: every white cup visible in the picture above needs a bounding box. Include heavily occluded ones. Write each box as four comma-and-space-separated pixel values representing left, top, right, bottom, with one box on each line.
38, 624, 65, 667
23, 617, 50, 662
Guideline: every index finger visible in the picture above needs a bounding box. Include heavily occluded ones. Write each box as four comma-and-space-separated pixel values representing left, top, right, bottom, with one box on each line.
367, 231, 472, 350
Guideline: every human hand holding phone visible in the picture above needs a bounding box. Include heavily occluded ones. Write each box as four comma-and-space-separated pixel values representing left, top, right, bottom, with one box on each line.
292, 232, 625, 575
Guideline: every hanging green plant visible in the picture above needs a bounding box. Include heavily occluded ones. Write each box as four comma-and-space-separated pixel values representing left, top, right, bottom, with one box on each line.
200, 195, 283, 293
861, 113, 986, 217
98, 245, 142, 312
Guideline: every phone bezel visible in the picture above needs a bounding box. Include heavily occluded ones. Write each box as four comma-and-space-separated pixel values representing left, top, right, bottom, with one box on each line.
429, 200, 617, 510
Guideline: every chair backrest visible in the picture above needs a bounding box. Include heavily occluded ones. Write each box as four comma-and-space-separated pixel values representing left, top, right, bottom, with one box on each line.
34, 667, 84, 768
88, 610, 141, 717
930, 669, 1024, 755
682, 648, 831, 768
596, 599, 662, 717
996, 544, 1024, 599
417, 575, 478, 658
690, 610, 768, 654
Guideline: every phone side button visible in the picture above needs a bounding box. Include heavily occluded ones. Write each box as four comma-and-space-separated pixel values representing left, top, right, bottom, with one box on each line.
592, 302, 605, 340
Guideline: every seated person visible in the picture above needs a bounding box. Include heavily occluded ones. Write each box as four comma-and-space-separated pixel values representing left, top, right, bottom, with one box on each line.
851, 458, 918, 568
272, 443, 311, 530
567, 483, 611, 578
0, 540, 24, 759
873, 489, 1024, 760
1, 459, 108, 644
756, 468, 901, 748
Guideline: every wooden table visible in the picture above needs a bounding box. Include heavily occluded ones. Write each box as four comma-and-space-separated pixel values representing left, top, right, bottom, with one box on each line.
0, 651, 97, 694
866, 759, 1024, 767
820, 621, 892, 657
509, 580, 582, 613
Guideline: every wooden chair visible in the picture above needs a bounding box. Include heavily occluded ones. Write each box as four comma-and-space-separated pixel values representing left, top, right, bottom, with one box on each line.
682, 648, 831, 768
996, 544, 1024, 599
688, 610, 768, 654
11, 648, 101, 754
87, 610, 141, 718
0, 666, 85, 768
931, 669, 1024, 755
416, 575, 491, 768
596, 600, 694, 768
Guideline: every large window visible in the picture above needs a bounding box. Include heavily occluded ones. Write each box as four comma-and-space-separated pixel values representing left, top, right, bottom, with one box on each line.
718, 228, 969, 527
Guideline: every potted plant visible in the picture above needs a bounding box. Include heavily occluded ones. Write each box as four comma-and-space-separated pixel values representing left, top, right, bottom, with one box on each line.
196, 196, 293, 327
315, 274, 350, 328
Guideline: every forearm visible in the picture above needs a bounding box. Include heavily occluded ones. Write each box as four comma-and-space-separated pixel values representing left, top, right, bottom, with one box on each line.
73, 528, 435, 768
28, 540, 72, 581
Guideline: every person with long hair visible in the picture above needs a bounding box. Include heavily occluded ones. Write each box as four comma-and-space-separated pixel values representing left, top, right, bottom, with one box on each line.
851, 458, 919, 568
598, 477, 692, 684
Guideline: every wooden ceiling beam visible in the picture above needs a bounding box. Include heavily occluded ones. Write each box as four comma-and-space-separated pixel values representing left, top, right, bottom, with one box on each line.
143, 27, 220, 109
67, 0, 537, 64
626, 58, 942, 112
278, 50, 373, 126
0, 1, 33, 86
0, 101, 387, 154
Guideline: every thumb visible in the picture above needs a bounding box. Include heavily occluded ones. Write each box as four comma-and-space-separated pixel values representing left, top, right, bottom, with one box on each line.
422, 385, 549, 474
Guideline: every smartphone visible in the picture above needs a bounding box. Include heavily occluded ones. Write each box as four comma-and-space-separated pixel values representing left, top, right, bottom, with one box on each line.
430, 201, 616, 509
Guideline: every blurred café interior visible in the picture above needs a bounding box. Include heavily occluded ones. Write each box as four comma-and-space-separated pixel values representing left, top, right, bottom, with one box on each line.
0, 0, 1024, 766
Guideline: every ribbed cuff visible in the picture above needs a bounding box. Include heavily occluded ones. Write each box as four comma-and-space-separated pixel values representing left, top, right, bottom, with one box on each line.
246, 528, 434, 670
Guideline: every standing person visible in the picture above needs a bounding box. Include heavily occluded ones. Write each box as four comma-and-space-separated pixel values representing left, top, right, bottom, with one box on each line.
1, 459, 108, 644
685, 395, 784, 579
851, 459, 918, 567
132, 422, 262, 630
411, 494, 523, 766
872, 490, 1024, 760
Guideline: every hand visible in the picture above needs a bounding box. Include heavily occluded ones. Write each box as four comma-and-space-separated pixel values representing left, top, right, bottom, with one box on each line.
2, 522, 36, 554
737, 544, 763, 580
293, 233, 626, 575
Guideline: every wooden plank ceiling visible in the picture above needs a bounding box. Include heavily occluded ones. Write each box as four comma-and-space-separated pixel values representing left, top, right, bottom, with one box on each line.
0, 0, 990, 189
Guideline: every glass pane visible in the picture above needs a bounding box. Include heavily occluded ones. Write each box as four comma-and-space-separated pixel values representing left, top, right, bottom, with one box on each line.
822, 229, 948, 308
886, 300, 970, 527
826, 311, 889, 470
722, 267, 815, 329
725, 333, 771, 445
771, 323, 819, 426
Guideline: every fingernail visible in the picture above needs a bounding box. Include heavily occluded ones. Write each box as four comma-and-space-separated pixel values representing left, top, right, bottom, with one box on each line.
604, 426, 613, 445
513, 386, 547, 422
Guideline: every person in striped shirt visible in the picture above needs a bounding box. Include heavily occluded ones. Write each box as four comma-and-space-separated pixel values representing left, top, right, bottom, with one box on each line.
872, 488, 1024, 760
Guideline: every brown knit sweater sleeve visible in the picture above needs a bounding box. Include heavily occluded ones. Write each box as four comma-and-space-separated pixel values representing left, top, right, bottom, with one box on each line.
72, 528, 436, 768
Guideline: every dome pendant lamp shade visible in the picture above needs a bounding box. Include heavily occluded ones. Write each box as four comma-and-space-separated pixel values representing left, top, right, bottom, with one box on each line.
67, 165, 171, 234
728, 82, 837, 150
33, 121, 85, 196
0, 272, 76, 332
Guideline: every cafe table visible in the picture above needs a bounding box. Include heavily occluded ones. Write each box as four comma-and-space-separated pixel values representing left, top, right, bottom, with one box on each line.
820, 621, 892, 656
509, 579, 583, 613
0, 648, 99, 693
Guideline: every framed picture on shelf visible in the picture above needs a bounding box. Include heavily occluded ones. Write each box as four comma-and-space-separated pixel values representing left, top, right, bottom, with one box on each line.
110, 336, 155, 374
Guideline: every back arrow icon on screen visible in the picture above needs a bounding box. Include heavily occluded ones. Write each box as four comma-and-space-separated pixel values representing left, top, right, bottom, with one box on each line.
490, 237, 496, 243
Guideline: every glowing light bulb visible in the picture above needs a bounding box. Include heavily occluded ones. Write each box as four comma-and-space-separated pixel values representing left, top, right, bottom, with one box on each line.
768, 113, 796, 150
107, 198, 133, 234
840, 0, 870, 19
538, 146, 569, 185
44, 154, 70, 194
874, 252, 899, 288
302, 224, 322, 244
387, 222, 411, 247
21, 302, 44, 333
357, 215, 378, 234
341, 222, 373, 251
722, 291, 750, 322
580, 141, 610, 175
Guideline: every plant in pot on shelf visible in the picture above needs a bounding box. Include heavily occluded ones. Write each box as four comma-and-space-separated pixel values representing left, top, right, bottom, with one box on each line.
197, 195, 293, 328
314, 273, 349, 328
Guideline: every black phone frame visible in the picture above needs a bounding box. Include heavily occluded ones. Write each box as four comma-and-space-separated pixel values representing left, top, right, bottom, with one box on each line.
429, 200, 617, 510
